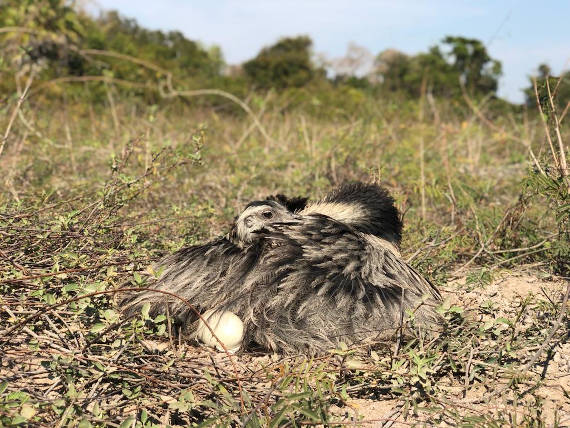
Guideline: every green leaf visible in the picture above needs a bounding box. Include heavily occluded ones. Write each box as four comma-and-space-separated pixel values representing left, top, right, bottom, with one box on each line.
11, 416, 28, 425
102, 309, 118, 322
141, 303, 150, 319
196, 417, 223, 427
7, 391, 29, 403
269, 407, 288, 428
448, 305, 464, 314
296, 407, 320, 421
482, 320, 494, 331
19, 403, 36, 419
93, 361, 105, 372
62, 283, 79, 292
153, 315, 166, 323
78, 418, 93, 428
66, 382, 78, 399
44, 293, 57, 305
340, 384, 349, 401
284, 392, 312, 401
90, 323, 106, 333
495, 317, 512, 325
119, 417, 135, 428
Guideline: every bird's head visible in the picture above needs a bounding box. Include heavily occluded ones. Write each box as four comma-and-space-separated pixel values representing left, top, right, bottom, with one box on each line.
231, 200, 299, 245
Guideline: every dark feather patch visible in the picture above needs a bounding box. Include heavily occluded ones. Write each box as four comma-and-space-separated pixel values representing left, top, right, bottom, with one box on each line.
265, 194, 309, 213
322, 181, 403, 245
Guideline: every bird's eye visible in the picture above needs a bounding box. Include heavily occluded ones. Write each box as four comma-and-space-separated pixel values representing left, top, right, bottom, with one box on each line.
262, 211, 273, 219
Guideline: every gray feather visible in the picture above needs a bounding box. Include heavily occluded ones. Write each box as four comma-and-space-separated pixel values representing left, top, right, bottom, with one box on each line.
120, 182, 442, 354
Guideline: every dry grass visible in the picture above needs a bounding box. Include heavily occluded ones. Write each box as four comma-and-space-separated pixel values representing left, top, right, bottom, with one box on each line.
0, 80, 569, 426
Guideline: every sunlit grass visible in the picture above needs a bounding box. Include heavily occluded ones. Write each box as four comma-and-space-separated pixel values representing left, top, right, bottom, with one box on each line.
0, 89, 568, 425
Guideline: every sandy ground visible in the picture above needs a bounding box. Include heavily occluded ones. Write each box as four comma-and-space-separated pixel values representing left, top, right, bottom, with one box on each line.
332, 273, 569, 427
2, 272, 567, 426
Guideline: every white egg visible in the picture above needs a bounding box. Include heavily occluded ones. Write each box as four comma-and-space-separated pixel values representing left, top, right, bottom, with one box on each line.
195, 309, 244, 353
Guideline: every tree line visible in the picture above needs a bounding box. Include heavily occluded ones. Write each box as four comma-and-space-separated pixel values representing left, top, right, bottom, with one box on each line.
1, 0, 567, 110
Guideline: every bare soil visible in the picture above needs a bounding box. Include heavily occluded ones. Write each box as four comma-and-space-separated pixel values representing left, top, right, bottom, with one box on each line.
334, 273, 569, 427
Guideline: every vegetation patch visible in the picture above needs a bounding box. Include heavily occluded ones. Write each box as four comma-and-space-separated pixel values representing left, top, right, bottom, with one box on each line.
1, 1, 569, 426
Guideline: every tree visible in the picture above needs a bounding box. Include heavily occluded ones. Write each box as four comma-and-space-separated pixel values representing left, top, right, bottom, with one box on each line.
243, 36, 317, 89
95, 11, 222, 80
371, 49, 410, 90
370, 37, 502, 99
329, 42, 374, 77
524, 63, 570, 111
0, 0, 85, 75
372, 46, 459, 97
442, 36, 502, 95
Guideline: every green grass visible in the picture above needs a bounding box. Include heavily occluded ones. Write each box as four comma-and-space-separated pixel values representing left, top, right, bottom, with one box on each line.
0, 88, 568, 426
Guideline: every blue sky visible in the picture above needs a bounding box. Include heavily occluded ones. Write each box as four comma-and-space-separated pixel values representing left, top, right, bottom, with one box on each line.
90, 0, 569, 103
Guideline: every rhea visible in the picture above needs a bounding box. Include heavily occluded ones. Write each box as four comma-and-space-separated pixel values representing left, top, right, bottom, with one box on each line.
121, 182, 441, 354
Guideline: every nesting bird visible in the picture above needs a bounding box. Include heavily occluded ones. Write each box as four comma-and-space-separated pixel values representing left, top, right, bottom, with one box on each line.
122, 182, 441, 354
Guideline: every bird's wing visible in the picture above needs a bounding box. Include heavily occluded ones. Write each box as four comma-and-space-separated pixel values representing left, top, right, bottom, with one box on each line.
258, 215, 441, 315
121, 238, 261, 322
231, 215, 441, 352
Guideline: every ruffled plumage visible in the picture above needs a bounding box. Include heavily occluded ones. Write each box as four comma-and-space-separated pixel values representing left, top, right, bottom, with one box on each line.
121, 182, 441, 353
